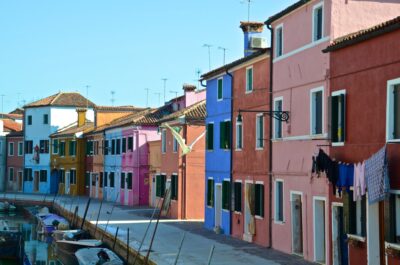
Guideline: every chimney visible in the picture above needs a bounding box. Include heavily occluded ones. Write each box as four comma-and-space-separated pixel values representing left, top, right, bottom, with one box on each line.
76, 108, 87, 127
240, 21, 265, 57
183, 84, 197, 108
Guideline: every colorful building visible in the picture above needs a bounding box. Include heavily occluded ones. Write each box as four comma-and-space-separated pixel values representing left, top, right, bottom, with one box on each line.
231, 22, 271, 247
265, 1, 400, 264
50, 109, 94, 196
158, 99, 206, 220
23, 92, 95, 194
148, 140, 161, 207
324, 16, 400, 265
6, 130, 24, 192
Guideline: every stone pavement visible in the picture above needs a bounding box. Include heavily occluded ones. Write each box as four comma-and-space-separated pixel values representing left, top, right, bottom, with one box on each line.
1, 192, 315, 265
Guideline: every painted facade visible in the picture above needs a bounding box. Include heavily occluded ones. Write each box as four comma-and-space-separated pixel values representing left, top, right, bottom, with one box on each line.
148, 140, 161, 207
266, 1, 400, 264
23, 92, 94, 194
326, 17, 400, 265
6, 131, 24, 192
158, 99, 206, 220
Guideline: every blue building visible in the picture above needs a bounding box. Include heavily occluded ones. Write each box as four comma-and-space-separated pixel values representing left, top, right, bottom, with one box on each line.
201, 70, 232, 235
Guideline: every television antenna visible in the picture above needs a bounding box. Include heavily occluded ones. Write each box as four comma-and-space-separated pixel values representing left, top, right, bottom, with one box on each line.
154, 92, 161, 106
218, 47, 228, 65
111, 91, 115, 106
195, 68, 202, 89
145, 88, 150, 107
202, 44, 212, 70
241, 0, 254, 22
161, 78, 168, 104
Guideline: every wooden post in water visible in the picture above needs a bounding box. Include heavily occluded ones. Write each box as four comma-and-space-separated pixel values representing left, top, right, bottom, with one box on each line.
127, 228, 130, 264
80, 198, 91, 230
72, 206, 79, 228
94, 199, 103, 236
207, 245, 215, 265
173, 232, 186, 265
112, 227, 119, 251
101, 192, 120, 241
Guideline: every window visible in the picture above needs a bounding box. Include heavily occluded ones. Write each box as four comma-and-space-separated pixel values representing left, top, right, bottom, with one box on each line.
156, 174, 166, 197
236, 118, 243, 150
59, 141, 66, 156
222, 180, 231, 210
111, 139, 116, 155
255, 183, 264, 217
219, 121, 231, 149
121, 172, 125, 189
70, 169, 76, 184
275, 180, 284, 222
274, 98, 283, 139
27, 115, 32, 125
246, 67, 253, 93
275, 25, 283, 57
161, 130, 167, 153
52, 139, 59, 154
59, 169, 65, 184
69, 141, 76, 156
311, 88, 323, 135
85, 172, 90, 187
313, 3, 324, 41
39, 140, 49, 153
387, 78, 400, 141
18, 142, 23, 156
24, 168, 33, 181
345, 191, 366, 237
116, 138, 121, 154
8, 167, 14, 181
86, 141, 94, 156
127, 136, 133, 151
234, 182, 242, 212
92, 141, 98, 155
207, 179, 214, 207
256, 114, 264, 149
25, 141, 33, 154
40, 170, 47, 182
173, 137, 178, 153
109, 172, 115, 187
43, 114, 49, 124
217, 78, 223, 100
8, 142, 14, 156
206, 123, 214, 150
122, 138, 127, 153
127, 172, 132, 190
104, 172, 108, 187
385, 194, 400, 244
171, 174, 178, 200
331, 91, 346, 144
104, 140, 109, 155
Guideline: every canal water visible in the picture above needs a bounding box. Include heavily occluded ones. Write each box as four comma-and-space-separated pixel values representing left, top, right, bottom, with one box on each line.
0, 208, 61, 265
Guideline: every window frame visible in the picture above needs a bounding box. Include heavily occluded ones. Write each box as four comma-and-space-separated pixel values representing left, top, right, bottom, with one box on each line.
52, 139, 59, 155
43, 114, 49, 125
39, 169, 47, 182
312, 2, 324, 42
59, 141, 66, 157
161, 129, 167, 153
27, 115, 32, 125
331, 89, 346, 146
207, 178, 214, 207
18, 141, 23, 156
386, 78, 400, 142
127, 136, 133, 151
234, 181, 242, 213
8, 142, 14, 156
69, 140, 77, 156
255, 182, 264, 218
222, 180, 231, 211
220, 120, 231, 150
310, 86, 324, 136
256, 114, 264, 150
122, 137, 127, 153
246, 66, 253, 93
217, 78, 223, 101
273, 97, 283, 139
8, 167, 14, 182
274, 179, 284, 223
171, 174, 178, 200
275, 24, 284, 58
235, 117, 243, 150
206, 123, 214, 151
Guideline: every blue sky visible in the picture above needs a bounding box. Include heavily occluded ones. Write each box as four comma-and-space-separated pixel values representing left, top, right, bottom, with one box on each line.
0, 0, 296, 112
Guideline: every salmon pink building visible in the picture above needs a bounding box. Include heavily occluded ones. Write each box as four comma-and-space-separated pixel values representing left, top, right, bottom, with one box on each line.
324, 16, 400, 265
265, 1, 400, 264
6, 130, 24, 192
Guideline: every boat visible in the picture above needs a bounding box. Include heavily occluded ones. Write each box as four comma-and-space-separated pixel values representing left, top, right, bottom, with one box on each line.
75, 248, 123, 265
53, 229, 89, 241
37, 213, 69, 234
0, 220, 25, 263
0, 201, 17, 212
56, 239, 103, 265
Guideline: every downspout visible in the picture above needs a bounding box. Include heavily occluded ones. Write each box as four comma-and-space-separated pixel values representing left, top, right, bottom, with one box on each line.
266, 23, 274, 249
182, 124, 187, 219
226, 69, 233, 235
200, 79, 207, 88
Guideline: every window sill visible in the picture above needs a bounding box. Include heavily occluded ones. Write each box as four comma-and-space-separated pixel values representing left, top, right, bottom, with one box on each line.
255, 215, 264, 220
245, 90, 253, 94
255, 147, 264, 151
332, 142, 344, 147
222, 209, 230, 212
274, 220, 285, 225
235, 148, 242, 151
387, 139, 400, 143
234, 211, 242, 215
386, 242, 400, 251
217, 98, 223, 102
207, 205, 214, 209
347, 234, 366, 243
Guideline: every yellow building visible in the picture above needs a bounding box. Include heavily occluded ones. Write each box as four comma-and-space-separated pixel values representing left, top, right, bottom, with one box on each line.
50, 109, 94, 196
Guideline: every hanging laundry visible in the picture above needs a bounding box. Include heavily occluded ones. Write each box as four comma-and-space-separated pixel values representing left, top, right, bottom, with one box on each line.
353, 162, 366, 201
315, 149, 339, 195
336, 163, 354, 195
365, 146, 390, 204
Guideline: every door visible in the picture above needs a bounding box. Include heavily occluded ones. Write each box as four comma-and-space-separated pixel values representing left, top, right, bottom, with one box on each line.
291, 193, 303, 255
244, 183, 255, 242
151, 175, 156, 207
50, 169, 59, 194
332, 204, 348, 265
314, 198, 326, 263
215, 184, 222, 228
65, 172, 70, 195
18, 171, 23, 191
94, 173, 99, 198
124, 174, 129, 205
33, 171, 39, 192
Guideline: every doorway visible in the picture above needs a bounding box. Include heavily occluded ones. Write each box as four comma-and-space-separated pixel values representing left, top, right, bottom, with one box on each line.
367, 198, 380, 265
151, 175, 156, 207
33, 171, 39, 192
65, 172, 70, 195
124, 173, 129, 205
291, 192, 303, 255
244, 182, 254, 242
215, 184, 222, 229
313, 197, 326, 263
18, 171, 23, 191
332, 203, 347, 265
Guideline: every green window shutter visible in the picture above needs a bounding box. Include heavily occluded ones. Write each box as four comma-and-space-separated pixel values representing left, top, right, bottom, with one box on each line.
255, 184, 264, 217
247, 68, 253, 91
207, 179, 214, 207
206, 124, 214, 150
393, 85, 400, 139
361, 195, 367, 237
220, 122, 226, 149
225, 121, 231, 149
222, 181, 230, 210
156, 175, 160, 197
340, 94, 346, 142
234, 182, 242, 212
122, 138, 126, 153
217, 79, 223, 100
331, 96, 339, 142
121, 173, 125, 189
384, 195, 396, 243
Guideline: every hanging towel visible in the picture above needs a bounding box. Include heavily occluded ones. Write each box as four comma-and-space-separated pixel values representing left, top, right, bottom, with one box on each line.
337, 164, 354, 195
365, 146, 390, 204
353, 162, 366, 201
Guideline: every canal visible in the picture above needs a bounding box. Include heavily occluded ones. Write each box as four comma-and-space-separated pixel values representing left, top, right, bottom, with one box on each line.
0, 207, 61, 265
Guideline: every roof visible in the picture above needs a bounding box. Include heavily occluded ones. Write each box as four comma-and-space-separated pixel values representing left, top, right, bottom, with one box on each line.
323, 16, 400, 53
265, 0, 311, 25
201, 48, 270, 80
6, 130, 24, 137
1, 119, 22, 132
158, 100, 206, 124
0, 113, 23, 121
51, 121, 95, 138
24, 92, 96, 108
9, 108, 24, 115
95, 105, 146, 112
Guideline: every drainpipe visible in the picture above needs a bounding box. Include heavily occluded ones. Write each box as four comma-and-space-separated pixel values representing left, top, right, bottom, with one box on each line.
266, 23, 274, 249
200, 79, 207, 88
226, 69, 233, 235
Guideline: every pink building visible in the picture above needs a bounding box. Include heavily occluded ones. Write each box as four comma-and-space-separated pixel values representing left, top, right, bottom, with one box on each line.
6, 130, 24, 192
265, 1, 400, 264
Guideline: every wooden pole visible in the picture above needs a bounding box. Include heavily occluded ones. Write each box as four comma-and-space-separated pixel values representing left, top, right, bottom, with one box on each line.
112, 227, 119, 251
94, 199, 103, 236
80, 198, 91, 230
173, 232, 186, 265
207, 245, 215, 265
127, 228, 130, 264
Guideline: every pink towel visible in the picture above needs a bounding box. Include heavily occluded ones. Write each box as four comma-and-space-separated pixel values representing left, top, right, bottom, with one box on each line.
353, 162, 366, 201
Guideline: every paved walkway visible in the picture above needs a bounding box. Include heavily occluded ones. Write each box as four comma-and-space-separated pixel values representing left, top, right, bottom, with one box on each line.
1, 193, 315, 265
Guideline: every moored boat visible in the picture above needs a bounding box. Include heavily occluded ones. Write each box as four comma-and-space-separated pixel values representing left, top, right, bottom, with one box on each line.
53, 229, 88, 241
0, 201, 17, 212
37, 213, 69, 234
75, 248, 123, 265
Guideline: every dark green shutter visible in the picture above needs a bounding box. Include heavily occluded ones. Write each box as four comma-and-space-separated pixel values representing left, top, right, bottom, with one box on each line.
121, 173, 125, 188
384, 195, 396, 243
226, 121, 231, 149
218, 79, 223, 100
222, 181, 230, 210
206, 124, 214, 150
331, 96, 339, 142
207, 179, 214, 206
234, 182, 242, 212
255, 184, 264, 217
315, 91, 323, 134
220, 122, 225, 149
